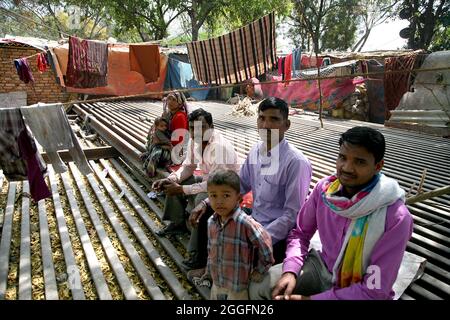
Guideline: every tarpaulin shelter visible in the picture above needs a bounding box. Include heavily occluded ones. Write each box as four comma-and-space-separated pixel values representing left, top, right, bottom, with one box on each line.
261, 75, 360, 110
261, 60, 363, 110
52, 43, 167, 98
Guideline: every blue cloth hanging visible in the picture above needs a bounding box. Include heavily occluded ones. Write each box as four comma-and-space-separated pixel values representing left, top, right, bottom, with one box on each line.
164, 57, 210, 100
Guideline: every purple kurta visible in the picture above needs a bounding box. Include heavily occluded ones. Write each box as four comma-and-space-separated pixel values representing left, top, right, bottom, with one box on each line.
284, 178, 414, 300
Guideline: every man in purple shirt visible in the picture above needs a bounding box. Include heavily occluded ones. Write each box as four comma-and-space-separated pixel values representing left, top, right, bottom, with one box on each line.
189, 97, 312, 268
249, 126, 414, 300
239, 97, 312, 263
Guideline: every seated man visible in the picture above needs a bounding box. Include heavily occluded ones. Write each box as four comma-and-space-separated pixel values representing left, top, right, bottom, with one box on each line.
250, 126, 414, 300
152, 108, 240, 267
190, 97, 312, 268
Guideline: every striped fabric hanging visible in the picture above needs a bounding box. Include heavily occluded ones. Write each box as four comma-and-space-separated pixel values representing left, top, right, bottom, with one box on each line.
187, 12, 276, 85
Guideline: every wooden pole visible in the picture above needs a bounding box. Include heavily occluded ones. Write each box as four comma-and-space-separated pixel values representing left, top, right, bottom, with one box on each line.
316, 51, 324, 128
406, 185, 450, 205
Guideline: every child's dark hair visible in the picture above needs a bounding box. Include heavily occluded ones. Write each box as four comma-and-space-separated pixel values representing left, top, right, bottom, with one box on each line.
154, 117, 168, 127
258, 97, 289, 120
188, 108, 213, 127
339, 126, 385, 163
207, 169, 240, 193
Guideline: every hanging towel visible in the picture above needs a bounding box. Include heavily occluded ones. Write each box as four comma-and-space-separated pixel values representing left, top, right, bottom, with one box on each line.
21, 103, 92, 175
164, 57, 209, 100
13, 58, 34, 84
278, 57, 283, 76
284, 54, 292, 82
0, 108, 29, 180
18, 128, 51, 202
292, 49, 296, 72
0, 108, 50, 201
292, 48, 301, 71
129, 44, 160, 83
66, 36, 108, 88
37, 52, 49, 73
46, 49, 64, 86
187, 12, 276, 84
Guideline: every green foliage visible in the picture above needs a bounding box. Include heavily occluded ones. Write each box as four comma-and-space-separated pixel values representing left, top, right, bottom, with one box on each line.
397, 0, 449, 50
198, 0, 292, 44
320, 3, 358, 51
106, 0, 183, 41
290, 0, 360, 52
429, 16, 450, 50
0, 0, 111, 40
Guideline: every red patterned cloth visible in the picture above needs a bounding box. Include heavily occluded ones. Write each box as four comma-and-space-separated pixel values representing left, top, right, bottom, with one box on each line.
384, 54, 421, 119
66, 36, 108, 88
37, 52, 49, 73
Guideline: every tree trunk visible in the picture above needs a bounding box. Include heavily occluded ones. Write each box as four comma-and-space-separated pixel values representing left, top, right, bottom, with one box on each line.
407, 0, 419, 49
419, 2, 437, 49
313, 37, 320, 54
356, 29, 371, 52
138, 28, 151, 42
192, 24, 199, 41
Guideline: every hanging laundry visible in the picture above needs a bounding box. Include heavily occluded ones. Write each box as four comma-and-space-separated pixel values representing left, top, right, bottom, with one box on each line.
300, 54, 324, 69
384, 53, 422, 119
291, 49, 296, 72
43, 46, 50, 65
46, 49, 64, 86
37, 52, 49, 73
284, 53, 292, 82
13, 58, 34, 84
21, 103, 92, 175
292, 48, 302, 71
277, 57, 283, 76
187, 12, 276, 84
164, 56, 209, 101
66, 36, 108, 88
0, 108, 50, 202
0, 108, 28, 180
18, 128, 52, 202
129, 44, 160, 83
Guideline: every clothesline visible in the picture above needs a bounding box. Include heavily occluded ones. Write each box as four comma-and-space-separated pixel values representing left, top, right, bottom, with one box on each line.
49, 65, 450, 108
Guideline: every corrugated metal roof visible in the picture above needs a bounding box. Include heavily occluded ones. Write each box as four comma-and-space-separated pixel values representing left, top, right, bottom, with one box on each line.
1, 100, 449, 300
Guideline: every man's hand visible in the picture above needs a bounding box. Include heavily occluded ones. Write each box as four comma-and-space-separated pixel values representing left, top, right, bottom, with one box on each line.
271, 272, 297, 300
164, 180, 184, 196
189, 201, 208, 228
152, 178, 170, 192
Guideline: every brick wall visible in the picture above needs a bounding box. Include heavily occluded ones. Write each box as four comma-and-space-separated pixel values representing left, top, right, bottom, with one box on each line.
0, 44, 71, 105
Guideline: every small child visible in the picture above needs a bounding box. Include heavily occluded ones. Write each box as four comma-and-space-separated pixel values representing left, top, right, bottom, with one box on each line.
140, 117, 172, 177
201, 169, 274, 300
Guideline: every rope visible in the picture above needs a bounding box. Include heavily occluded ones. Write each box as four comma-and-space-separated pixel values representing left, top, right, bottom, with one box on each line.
59, 65, 450, 108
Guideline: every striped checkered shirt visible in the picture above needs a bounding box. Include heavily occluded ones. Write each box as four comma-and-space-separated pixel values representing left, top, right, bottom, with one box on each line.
206, 207, 274, 292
